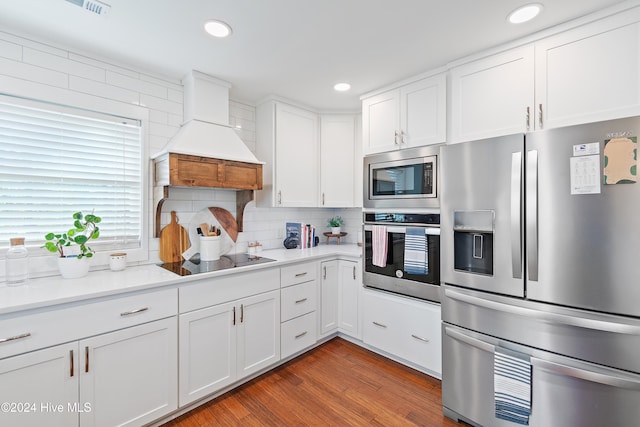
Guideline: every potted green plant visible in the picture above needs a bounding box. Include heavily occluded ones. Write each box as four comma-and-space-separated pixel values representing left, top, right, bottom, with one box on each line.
42, 211, 101, 279
327, 216, 344, 235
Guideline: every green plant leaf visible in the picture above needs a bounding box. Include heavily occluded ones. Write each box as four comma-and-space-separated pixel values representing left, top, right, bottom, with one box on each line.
75, 235, 88, 244
45, 232, 55, 240
73, 212, 83, 220
91, 230, 100, 239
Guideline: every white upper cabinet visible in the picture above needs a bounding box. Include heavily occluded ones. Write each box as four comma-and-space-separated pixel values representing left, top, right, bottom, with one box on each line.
449, 45, 535, 143
256, 101, 319, 207
450, 6, 640, 143
534, 9, 640, 130
320, 115, 356, 207
362, 72, 446, 154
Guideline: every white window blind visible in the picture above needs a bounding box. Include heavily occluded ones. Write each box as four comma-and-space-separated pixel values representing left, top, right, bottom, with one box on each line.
0, 96, 143, 252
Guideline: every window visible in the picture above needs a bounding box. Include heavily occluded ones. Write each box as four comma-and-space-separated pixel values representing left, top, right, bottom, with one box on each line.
0, 95, 143, 254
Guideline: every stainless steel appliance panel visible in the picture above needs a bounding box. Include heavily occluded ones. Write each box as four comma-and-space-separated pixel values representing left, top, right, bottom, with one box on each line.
363, 145, 441, 209
525, 116, 640, 316
443, 322, 640, 427
441, 134, 525, 297
442, 285, 640, 375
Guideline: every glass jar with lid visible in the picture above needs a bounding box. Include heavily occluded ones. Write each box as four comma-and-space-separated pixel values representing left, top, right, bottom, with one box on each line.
6, 237, 29, 285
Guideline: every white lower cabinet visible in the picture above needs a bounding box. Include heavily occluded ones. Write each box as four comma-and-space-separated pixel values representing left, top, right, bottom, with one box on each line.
178, 289, 280, 406
280, 262, 318, 359
363, 289, 441, 377
320, 260, 339, 335
320, 259, 361, 338
79, 318, 178, 427
0, 309, 178, 427
0, 342, 78, 427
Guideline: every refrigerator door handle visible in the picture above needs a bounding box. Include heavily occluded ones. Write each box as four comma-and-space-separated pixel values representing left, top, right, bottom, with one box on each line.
444, 288, 640, 335
531, 357, 640, 390
444, 326, 495, 353
511, 152, 523, 279
526, 150, 539, 281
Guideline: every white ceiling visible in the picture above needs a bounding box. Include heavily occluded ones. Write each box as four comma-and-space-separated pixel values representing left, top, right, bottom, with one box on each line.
0, 0, 629, 111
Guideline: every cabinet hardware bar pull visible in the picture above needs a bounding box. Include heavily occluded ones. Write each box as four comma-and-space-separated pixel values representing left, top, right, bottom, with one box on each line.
538, 103, 543, 129
411, 334, 430, 343
323, 266, 326, 280
295, 272, 308, 277
373, 321, 387, 328
322, 193, 325, 205
400, 130, 406, 145
278, 191, 282, 205
120, 307, 149, 317
232, 306, 236, 326
295, 331, 308, 339
525, 106, 530, 131
394, 130, 399, 145
85, 346, 89, 373
0, 332, 31, 343
240, 304, 244, 323
70, 350, 74, 378
295, 298, 308, 304
353, 266, 356, 280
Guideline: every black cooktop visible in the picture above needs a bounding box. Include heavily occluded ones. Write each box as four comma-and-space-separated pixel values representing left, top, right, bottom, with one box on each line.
158, 253, 276, 276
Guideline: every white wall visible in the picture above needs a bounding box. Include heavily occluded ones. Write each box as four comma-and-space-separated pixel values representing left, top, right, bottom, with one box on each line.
0, 28, 361, 276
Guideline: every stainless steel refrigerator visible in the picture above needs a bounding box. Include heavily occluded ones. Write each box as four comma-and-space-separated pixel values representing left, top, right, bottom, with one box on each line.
441, 116, 640, 427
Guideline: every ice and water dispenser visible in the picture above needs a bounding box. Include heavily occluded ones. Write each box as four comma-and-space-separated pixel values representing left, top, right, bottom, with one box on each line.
453, 210, 494, 276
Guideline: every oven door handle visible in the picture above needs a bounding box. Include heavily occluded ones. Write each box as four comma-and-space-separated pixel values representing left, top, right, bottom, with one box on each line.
363, 225, 440, 235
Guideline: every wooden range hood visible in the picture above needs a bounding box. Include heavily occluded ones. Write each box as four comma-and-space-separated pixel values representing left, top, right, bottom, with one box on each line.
152, 71, 264, 237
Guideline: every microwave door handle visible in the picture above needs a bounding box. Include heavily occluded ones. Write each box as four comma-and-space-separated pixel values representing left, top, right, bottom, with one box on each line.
511, 152, 523, 279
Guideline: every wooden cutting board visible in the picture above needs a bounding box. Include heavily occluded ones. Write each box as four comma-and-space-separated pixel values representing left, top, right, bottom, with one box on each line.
159, 211, 190, 262
208, 207, 238, 242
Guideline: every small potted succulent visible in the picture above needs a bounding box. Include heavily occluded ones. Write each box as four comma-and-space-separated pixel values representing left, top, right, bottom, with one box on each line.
327, 216, 344, 235
42, 211, 101, 279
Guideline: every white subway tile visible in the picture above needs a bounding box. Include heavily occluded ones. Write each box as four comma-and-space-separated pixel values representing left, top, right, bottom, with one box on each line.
140, 93, 182, 116
149, 109, 169, 125
168, 113, 183, 127
139, 73, 182, 92
0, 38, 21, 61
70, 75, 139, 104
0, 56, 68, 88
23, 47, 105, 81
167, 87, 183, 103
0, 30, 67, 58
107, 70, 168, 98
149, 121, 179, 139
68, 52, 140, 79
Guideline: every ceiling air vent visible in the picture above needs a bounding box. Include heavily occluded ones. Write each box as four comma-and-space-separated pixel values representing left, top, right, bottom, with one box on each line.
64, 0, 111, 16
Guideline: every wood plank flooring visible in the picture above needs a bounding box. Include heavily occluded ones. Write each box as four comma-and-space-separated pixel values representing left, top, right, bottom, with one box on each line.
163, 337, 462, 426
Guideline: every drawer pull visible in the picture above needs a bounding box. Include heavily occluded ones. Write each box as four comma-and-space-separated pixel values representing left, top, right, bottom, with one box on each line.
411, 334, 430, 343
295, 272, 308, 277
70, 350, 74, 378
372, 322, 387, 328
295, 298, 308, 304
120, 307, 149, 317
295, 331, 308, 339
0, 332, 31, 344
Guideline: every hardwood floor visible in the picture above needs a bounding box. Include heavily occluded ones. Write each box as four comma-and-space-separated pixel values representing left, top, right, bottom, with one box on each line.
163, 337, 461, 426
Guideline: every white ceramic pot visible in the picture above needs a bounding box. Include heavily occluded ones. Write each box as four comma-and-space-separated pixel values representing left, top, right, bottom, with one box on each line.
331, 227, 341, 235
57, 256, 90, 279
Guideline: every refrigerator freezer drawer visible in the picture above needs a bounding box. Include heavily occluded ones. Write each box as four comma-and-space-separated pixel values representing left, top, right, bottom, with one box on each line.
442, 324, 640, 427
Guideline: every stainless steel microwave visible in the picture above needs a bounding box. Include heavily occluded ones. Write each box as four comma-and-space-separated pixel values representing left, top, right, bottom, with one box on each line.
363, 145, 441, 209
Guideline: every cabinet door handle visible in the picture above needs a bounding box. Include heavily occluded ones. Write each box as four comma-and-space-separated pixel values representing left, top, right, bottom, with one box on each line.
538, 103, 543, 129
120, 307, 149, 317
233, 306, 236, 326
295, 331, 308, 339
322, 193, 325, 206
323, 266, 326, 280
295, 298, 308, 304
372, 321, 387, 328
240, 304, 244, 323
0, 332, 31, 344
411, 334, 430, 343
394, 130, 399, 145
400, 130, 406, 145
525, 106, 530, 131
85, 346, 89, 373
295, 272, 308, 277
278, 190, 282, 205
70, 350, 74, 378
353, 266, 356, 280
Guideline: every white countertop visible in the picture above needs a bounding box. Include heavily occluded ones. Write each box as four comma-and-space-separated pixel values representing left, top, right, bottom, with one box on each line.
0, 244, 362, 316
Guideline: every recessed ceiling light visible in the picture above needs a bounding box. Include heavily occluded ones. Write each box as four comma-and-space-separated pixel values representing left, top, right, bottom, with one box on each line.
508, 3, 543, 24
204, 20, 232, 38
334, 82, 351, 92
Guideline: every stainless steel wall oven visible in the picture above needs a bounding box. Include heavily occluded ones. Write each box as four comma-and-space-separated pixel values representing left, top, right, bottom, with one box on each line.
363, 212, 440, 302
